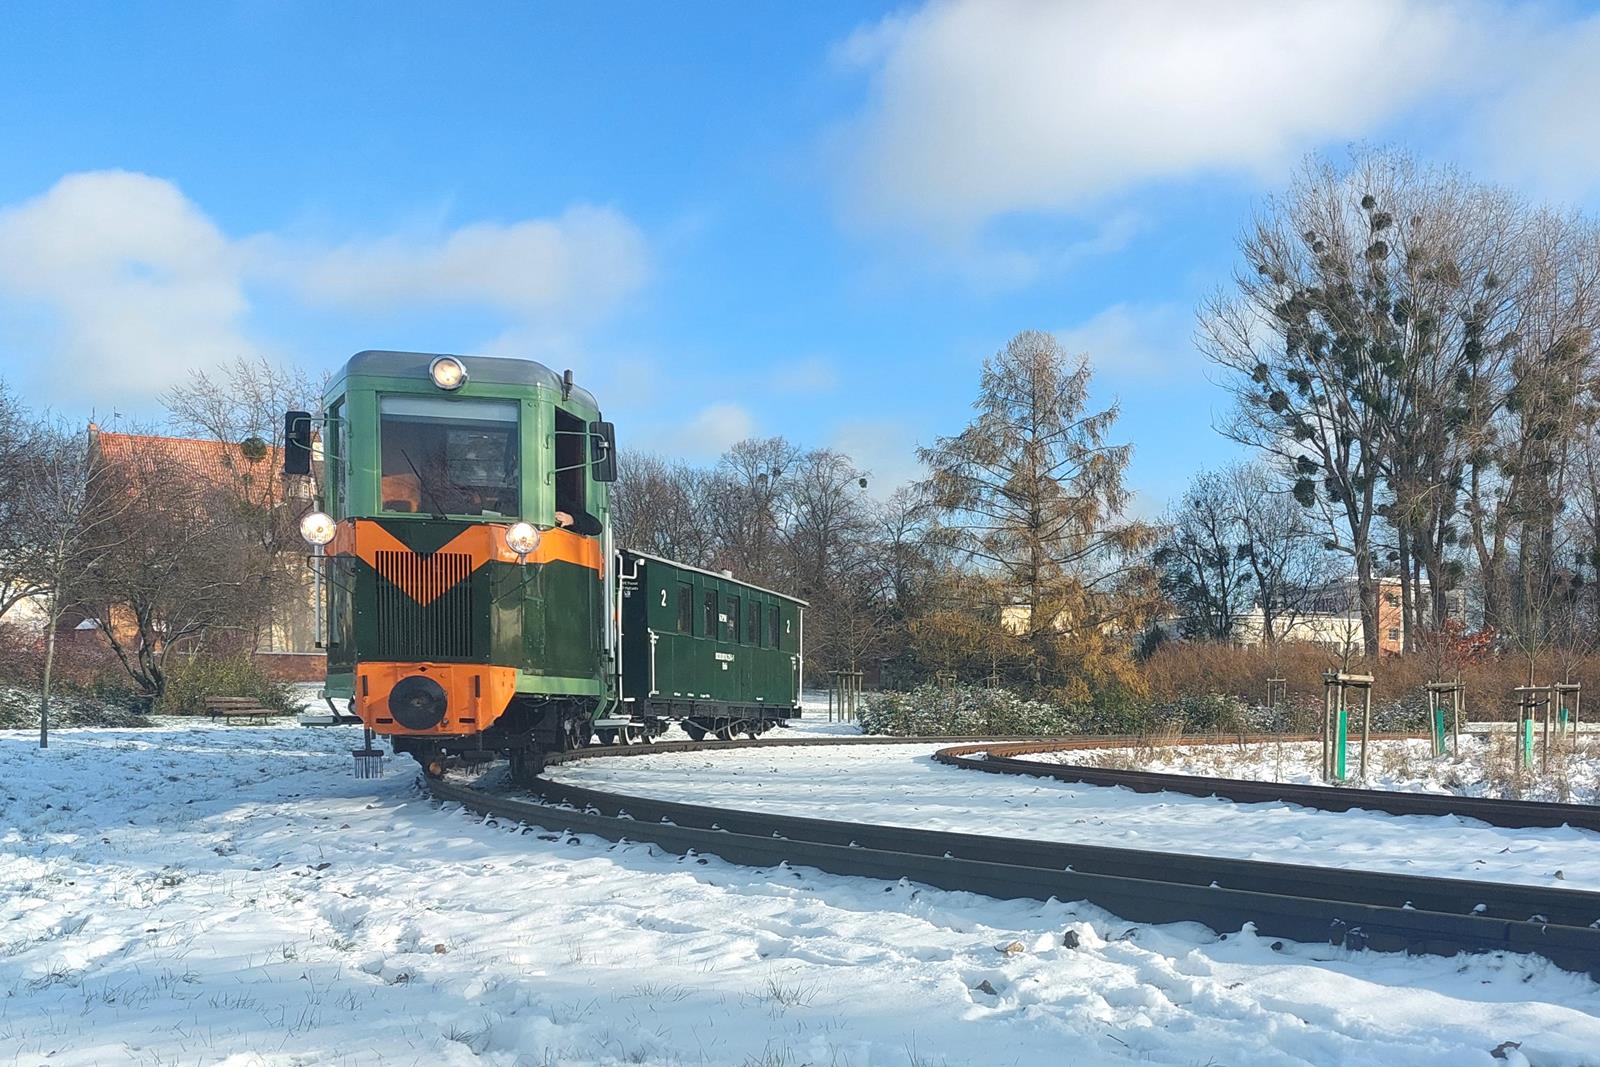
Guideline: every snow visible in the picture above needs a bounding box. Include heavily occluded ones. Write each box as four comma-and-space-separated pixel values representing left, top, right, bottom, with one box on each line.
547, 735, 1600, 893
3, 723, 1598, 1066
1024, 736, 1600, 804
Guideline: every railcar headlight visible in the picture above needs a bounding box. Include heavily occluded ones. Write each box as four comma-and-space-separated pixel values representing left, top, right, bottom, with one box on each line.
300, 511, 337, 547
429, 355, 468, 391
505, 521, 540, 559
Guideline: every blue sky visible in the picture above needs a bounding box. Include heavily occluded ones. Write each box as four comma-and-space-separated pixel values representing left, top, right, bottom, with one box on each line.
2, 1, 1598, 511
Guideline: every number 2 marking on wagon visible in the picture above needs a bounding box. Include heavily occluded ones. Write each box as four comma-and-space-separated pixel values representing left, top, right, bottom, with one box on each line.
660, 590, 667, 607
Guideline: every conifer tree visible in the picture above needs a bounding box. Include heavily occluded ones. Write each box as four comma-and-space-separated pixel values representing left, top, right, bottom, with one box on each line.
918, 330, 1155, 697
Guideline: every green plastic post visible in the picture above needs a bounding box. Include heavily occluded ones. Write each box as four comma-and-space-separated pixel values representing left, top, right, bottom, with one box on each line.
1335, 708, 1348, 781
1432, 707, 1447, 756
1522, 717, 1535, 768
1560, 705, 1570, 727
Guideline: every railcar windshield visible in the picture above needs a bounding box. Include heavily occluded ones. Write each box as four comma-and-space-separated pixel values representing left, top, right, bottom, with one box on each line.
378, 396, 520, 517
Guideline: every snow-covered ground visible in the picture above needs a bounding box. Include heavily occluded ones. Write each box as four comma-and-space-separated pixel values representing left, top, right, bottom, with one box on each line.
547, 736, 1600, 893
4, 723, 1599, 1066
1033, 735, 1600, 804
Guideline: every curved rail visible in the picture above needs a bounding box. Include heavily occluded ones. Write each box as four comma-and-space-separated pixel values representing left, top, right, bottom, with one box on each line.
422, 736, 1600, 980
933, 739, 1600, 831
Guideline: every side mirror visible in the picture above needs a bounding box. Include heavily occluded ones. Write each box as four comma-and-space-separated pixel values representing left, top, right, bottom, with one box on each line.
589, 420, 617, 483
283, 410, 313, 476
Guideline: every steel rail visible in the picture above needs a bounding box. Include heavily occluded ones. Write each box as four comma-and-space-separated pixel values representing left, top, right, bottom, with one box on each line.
422, 771, 1600, 979
419, 736, 1600, 980
932, 741, 1600, 831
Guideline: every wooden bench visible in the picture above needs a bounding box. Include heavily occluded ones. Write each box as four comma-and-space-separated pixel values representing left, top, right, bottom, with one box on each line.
204, 696, 283, 721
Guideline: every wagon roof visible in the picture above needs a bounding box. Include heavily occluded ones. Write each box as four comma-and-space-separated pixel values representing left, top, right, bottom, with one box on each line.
625, 550, 809, 607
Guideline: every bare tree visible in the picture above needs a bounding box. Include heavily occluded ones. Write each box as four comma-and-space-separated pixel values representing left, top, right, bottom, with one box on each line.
17, 421, 136, 748
1154, 469, 1253, 641
163, 357, 324, 651
0, 381, 47, 621
611, 451, 718, 567
1226, 462, 1339, 644
79, 431, 271, 701
707, 437, 802, 586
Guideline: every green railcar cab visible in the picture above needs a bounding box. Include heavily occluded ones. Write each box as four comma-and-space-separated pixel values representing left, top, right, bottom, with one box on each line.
288, 350, 802, 775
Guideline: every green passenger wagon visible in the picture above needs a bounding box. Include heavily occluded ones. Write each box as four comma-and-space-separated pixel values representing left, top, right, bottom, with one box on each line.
616, 551, 804, 741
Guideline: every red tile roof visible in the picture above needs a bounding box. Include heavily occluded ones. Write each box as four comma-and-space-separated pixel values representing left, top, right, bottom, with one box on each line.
92, 428, 286, 489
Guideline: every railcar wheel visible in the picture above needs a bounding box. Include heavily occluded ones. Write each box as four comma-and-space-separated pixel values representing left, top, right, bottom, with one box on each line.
563, 717, 593, 750
715, 722, 739, 742
508, 747, 542, 782
619, 724, 643, 745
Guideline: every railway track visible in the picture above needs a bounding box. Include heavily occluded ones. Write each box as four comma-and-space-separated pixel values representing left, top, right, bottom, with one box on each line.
424, 734, 1600, 980
934, 738, 1600, 832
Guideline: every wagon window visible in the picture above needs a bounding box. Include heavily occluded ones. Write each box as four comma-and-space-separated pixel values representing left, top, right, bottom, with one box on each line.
769, 604, 780, 648
703, 589, 717, 637
728, 595, 741, 643
676, 582, 693, 634
749, 601, 762, 647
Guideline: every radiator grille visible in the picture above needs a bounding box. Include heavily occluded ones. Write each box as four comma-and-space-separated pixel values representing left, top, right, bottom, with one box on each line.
373, 551, 475, 659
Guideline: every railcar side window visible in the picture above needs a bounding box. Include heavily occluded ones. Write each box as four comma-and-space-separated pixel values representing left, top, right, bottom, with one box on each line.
379, 396, 519, 517
703, 589, 716, 637
676, 582, 693, 634
553, 408, 600, 535
769, 605, 780, 648
728, 595, 741, 643
749, 601, 762, 647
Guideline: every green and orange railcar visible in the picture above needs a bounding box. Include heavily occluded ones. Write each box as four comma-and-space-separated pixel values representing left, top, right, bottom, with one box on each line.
286, 350, 803, 775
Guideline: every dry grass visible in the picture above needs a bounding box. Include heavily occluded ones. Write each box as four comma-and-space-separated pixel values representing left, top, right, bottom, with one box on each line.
1141, 641, 1600, 725
1071, 729, 1597, 801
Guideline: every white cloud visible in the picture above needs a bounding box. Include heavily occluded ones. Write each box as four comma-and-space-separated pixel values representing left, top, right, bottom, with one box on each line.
0, 170, 650, 405
681, 402, 755, 458
769, 355, 839, 395
833, 0, 1472, 232
949, 209, 1145, 290
0, 170, 261, 397
1473, 13, 1600, 200
268, 205, 648, 318
1054, 302, 1196, 381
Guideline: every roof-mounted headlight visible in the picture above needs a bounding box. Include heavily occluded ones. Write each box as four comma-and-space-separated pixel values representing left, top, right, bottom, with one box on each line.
506, 522, 541, 560
300, 511, 337, 547
429, 355, 468, 391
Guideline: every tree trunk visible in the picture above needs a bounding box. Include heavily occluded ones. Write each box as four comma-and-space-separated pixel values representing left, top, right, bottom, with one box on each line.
39, 619, 57, 750
1356, 550, 1378, 658
1397, 525, 1414, 654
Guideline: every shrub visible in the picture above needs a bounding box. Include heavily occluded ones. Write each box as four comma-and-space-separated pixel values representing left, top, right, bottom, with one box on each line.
0, 623, 147, 707
860, 684, 1088, 736
0, 685, 151, 729
157, 654, 296, 716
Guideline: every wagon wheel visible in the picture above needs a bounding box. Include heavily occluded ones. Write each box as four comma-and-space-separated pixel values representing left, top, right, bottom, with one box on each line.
715, 722, 739, 742
744, 722, 760, 739
619, 723, 643, 745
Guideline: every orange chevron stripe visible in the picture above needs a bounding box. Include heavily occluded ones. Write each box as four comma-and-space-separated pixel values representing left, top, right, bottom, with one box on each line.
330, 518, 604, 605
